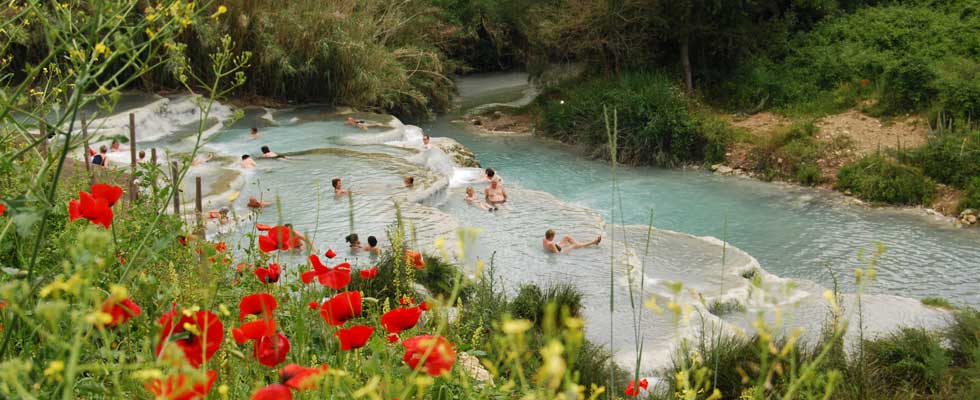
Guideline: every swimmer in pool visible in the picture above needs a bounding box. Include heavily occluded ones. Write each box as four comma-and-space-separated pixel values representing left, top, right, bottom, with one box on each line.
207, 207, 232, 224
346, 233, 362, 251
346, 116, 367, 130
404, 176, 414, 188
542, 229, 601, 254
250, 127, 259, 138
192, 152, 214, 166
422, 134, 432, 150
465, 186, 488, 210
332, 178, 349, 196
110, 139, 124, 152
260, 145, 279, 158
247, 196, 271, 209
363, 235, 382, 254
240, 154, 257, 168
484, 179, 507, 211
485, 167, 502, 183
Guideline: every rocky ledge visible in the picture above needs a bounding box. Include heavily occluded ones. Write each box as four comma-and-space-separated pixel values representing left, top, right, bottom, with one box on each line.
959, 209, 979, 227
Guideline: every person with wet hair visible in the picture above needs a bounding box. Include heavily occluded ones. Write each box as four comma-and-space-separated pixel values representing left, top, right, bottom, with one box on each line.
542, 229, 601, 254
240, 154, 257, 168
422, 134, 432, 150
92, 145, 109, 166
464, 186, 488, 210
332, 178, 348, 196
404, 176, 414, 188
485, 167, 502, 183
484, 179, 507, 211
363, 235, 381, 254
138, 150, 147, 163
110, 139, 124, 152
345, 233, 362, 250
247, 196, 270, 209
250, 127, 259, 138
260, 145, 279, 158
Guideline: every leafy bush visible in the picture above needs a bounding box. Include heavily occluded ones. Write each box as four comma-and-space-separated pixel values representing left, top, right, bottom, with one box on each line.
510, 283, 583, 328
750, 121, 829, 185
836, 154, 936, 205
947, 309, 980, 367
907, 130, 980, 188
535, 72, 733, 166
960, 178, 980, 213
878, 57, 937, 114
864, 328, 951, 394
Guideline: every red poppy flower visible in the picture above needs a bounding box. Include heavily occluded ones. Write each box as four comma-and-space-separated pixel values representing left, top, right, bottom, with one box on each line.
91, 183, 123, 207
250, 384, 292, 400
145, 369, 217, 400
240, 293, 277, 321
405, 250, 425, 269
178, 236, 189, 246
233, 319, 277, 345
307, 301, 319, 310
418, 301, 430, 311
381, 306, 423, 334
319, 291, 362, 326
324, 249, 336, 259
387, 333, 399, 343
258, 226, 301, 252
624, 379, 648, 397
300, 256, 351, 290
254, 331, 290, 367
215, 242, 227, 252
280, 364, 329, 390
101, 296, 141, 328
256, 223, 274, 231
68, 191, 114, 228
359, 265, 378, 280
402, 335, 456, 376
254, 263, 281, 283
155, 305, 224, 368
336, 325, 374, 351
0, 203, 5, 216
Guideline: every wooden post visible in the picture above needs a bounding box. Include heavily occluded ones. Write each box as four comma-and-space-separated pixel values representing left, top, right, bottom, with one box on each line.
129, 113, 138, 202
150, 148, 157, 165
195, 176, 203, 228
81, 112, 92, 185
38, 123, 48, 156
171, 161, 181, 215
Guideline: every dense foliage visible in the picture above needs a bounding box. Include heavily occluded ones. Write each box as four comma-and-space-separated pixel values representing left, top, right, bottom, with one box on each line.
836, 154, 937, 205
535, 72, 731, 166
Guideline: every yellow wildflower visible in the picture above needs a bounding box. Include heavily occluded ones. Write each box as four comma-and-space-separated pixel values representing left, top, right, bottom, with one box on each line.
502, 319, 532, 335
94, 42, 109, 58
211, 5, 228, 19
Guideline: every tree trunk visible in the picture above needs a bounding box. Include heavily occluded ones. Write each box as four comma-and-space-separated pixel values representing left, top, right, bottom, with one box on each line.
680, 36, 693, 93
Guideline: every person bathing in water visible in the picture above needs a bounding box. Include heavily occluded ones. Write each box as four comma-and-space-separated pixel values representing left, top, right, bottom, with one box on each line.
485, 167, 502, 183
363, 235, 381, 255
465, 186, 488, 210
247, 196, 271, 209
484, 179, 507, 211
92, 145, 109, 167
250, 127, 259, 138
346, 233, 362, 251
240, 154, 257, 168
346, 116, 367, 130
260, 145, 279, 158
404, 176, 414, 188
543, 229, 601, 254
332, 178, 349, 196
422, 134, 432, 150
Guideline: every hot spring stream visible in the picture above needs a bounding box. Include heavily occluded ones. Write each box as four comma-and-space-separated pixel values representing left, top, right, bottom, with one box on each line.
83, 73, 978, 373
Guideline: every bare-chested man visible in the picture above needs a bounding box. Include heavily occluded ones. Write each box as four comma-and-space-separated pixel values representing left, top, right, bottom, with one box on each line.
484, 179, 507, 211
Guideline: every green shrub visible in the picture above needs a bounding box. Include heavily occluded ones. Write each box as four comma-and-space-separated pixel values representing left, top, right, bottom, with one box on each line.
934, 57, 980, 123
864, 328, 951, 394
535, 71, 733, 166
750, 121, 828, 185
947, 309, 980, 367
836, 154, 936, 205
907, 130, 980, 188
960, 178, 980, 213
878, 57, 937, 114
415, 253, 472, 302
921, 297, 956, 310
510, 283, 583, 327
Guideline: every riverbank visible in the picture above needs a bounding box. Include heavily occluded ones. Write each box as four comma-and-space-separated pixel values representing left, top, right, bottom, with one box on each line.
463, 104, 979, 228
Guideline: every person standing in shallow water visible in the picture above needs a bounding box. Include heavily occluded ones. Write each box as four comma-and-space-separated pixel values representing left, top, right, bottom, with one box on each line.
542, 229, 600, 254
484, 179, 507, 211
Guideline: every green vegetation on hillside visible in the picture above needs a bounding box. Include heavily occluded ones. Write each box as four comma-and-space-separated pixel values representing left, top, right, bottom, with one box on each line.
534, 72, 732, 166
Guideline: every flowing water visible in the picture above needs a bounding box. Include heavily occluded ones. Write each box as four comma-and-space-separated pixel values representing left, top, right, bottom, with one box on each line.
76, 73, 978, 373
